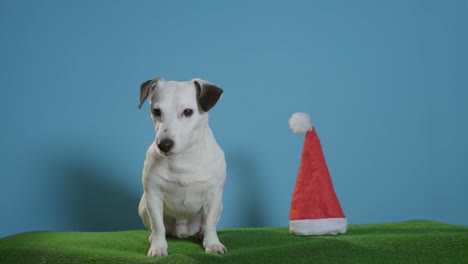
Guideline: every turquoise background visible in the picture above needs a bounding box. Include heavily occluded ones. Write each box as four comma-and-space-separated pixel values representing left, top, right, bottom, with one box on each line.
1, 0, 467, 238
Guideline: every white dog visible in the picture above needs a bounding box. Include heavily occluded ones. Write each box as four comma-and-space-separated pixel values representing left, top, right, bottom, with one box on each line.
138, 78, 227, 258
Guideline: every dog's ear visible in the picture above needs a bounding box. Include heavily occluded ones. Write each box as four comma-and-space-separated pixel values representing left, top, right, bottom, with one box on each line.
193, 79, 223, 112
139, 78, 161, 109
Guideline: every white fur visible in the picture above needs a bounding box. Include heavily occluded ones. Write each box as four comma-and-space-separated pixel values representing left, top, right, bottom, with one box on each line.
138, 79, 227, 257
290, 218, 347, 236
289, 112, 313, 134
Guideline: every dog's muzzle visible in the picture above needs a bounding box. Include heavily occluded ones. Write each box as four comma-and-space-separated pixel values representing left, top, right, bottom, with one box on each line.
157, 138, 174, 154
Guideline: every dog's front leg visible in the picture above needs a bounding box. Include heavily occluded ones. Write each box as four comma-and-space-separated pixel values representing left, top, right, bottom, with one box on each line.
145, 192, 168, 258
202, 188, 227, 254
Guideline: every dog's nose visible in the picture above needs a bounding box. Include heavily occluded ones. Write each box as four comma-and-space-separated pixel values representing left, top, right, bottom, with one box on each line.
157, 138, 174, 153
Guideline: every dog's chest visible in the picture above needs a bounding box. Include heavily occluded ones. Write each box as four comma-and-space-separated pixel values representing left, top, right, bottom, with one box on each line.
148, 164, 217, 218
162, 179, 209, 218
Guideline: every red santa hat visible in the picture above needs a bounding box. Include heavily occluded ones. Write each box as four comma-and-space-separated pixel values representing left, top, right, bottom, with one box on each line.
288, 112, 347, 236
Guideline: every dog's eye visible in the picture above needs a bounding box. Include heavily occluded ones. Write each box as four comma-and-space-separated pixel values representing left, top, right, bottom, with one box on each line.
152, 108, 161, 118
183, 109, 193, 117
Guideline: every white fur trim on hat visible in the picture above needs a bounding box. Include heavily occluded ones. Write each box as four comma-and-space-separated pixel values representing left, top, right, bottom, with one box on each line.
289, 112, 313, 134
290, 218, 348, 236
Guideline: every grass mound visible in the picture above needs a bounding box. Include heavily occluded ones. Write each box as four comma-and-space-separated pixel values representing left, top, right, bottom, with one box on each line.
1, 220, 467, 263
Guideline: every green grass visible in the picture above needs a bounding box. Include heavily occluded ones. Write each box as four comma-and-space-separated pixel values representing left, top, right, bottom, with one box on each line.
1, 220, 468, 264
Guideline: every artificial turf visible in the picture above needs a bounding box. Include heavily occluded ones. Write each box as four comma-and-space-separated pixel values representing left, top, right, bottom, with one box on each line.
1, 220, 467, 264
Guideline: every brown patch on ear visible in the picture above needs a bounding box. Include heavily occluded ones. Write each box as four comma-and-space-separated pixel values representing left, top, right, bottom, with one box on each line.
194, 80, 223, 112
138, 78, 160, 109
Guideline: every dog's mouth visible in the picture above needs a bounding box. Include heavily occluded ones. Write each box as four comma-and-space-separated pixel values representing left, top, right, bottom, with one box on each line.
156, 146, 181, 157
159, 151, 173, 157
155, 148, 173, 157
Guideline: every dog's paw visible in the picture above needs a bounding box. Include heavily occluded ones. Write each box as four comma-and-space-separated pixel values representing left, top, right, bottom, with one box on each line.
205, 243, 227, 254
147, 246, 168, 258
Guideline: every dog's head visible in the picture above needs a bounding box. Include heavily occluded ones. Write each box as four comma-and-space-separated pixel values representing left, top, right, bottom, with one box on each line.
139, 78, 223, 156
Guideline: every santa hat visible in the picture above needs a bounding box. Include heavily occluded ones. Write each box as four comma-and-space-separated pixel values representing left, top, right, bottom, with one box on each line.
288, 112, 347, 236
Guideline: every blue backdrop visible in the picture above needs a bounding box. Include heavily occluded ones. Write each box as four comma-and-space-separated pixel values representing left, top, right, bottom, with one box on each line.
1, 0, 467, 238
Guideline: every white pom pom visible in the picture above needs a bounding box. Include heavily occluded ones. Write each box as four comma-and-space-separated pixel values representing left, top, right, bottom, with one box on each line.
289, 112, 313, 134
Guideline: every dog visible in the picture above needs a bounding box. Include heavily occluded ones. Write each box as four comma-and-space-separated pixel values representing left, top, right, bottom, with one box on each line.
137, 78, 227, 258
